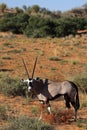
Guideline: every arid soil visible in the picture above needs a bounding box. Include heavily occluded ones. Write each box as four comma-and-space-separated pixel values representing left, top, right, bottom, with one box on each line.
0, 32, 87, 129
0, 32, 87, 80
0, 94, 87, 130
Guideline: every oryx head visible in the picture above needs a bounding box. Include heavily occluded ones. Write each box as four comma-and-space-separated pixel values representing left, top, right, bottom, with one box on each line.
21, 57, 38, 92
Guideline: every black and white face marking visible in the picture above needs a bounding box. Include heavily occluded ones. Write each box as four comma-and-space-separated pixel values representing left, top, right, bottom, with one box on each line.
21, 78, 33, 92
28, 78, 33, 92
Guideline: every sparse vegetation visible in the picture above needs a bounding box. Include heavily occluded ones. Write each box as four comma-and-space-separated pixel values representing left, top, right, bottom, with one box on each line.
0, 35, 87, 129
34, 48, 44, 56
3, 42, 14, 48
31, 106, 39, 116
0, 116, 54, 130
76, 118, 87, 129
50, 67, 56, 71
81, 101, 87, 108
3, 42, 11, 46
68, 59, 80, 65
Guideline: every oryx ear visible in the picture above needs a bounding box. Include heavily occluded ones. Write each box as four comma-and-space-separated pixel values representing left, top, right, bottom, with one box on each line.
35, 77, 40, 80
22, 57, 30, 79
31, 57, 38, 79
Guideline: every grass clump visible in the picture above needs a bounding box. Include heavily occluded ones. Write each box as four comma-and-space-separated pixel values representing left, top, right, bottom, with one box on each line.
1, 116, 54, 130
9, 49, 22, 53
73, 75, 87, 93
2, 55, 11, 60
3, 42, 11, 46
0, 61, 4, 66
76, 118, 87, 129
50, 67, 56, 71
49, 57, 61, 61
0, 105, 9, 120
81, 102, 87, 108
31, 106, 39, 116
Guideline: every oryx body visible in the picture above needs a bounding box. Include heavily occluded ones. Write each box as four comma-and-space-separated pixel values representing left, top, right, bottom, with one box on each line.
21, 57, 80, 121
22, 78, 80, 121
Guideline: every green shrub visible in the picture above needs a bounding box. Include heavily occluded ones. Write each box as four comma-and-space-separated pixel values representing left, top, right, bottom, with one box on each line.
0, 74, 25, 96
0, 13, 29, 34
1, 116, 54, 130
0, 7, 87, 37
24, 16, 55, 38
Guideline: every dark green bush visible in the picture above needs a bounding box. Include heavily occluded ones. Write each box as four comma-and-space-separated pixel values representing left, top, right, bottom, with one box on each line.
0, 13, 29, 33
0, 8, 87, 37
24, 16, 55, 38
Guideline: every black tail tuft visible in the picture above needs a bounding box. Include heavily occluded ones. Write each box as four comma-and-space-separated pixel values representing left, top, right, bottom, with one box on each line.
76, 90, 80, 110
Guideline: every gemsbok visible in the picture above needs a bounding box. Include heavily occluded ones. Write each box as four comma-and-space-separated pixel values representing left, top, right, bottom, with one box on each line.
21, 57, 80, 121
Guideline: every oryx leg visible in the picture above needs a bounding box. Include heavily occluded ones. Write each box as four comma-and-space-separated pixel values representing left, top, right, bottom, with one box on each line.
39, 111, 42, 121
38, 101, 44, 120
46, 100, 52, 114
38, 100, 52, 120
71, 100, 77, 121
64, 94, 71, 109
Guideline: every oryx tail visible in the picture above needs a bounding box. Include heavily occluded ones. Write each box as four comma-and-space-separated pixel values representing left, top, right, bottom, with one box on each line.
69, 81, 80, 110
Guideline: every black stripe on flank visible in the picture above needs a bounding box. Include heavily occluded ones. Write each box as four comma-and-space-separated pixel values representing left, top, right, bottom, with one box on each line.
49, 94, 63, 101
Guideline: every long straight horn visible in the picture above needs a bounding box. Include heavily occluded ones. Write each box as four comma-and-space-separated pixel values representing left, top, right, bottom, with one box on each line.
31, 57, 38, 79
22, 57, 30, 79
